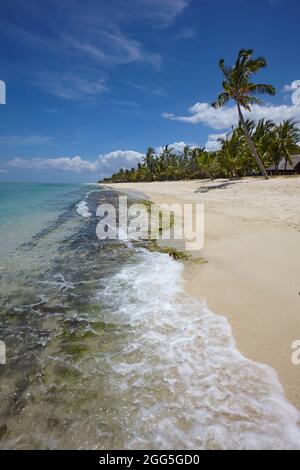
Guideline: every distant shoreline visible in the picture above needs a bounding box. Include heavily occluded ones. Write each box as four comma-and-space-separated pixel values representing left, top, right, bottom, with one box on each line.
102, 176, 300, 411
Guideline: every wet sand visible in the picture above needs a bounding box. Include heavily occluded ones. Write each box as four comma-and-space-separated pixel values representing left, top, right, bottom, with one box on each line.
103, 177, 300, 410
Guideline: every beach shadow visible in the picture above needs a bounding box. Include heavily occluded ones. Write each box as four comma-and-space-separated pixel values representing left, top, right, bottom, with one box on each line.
195, 179, 241, 193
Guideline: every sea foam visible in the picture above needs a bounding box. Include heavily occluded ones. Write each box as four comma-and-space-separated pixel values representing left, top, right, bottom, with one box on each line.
76, 199, 91, 218
99, 248, 300, 450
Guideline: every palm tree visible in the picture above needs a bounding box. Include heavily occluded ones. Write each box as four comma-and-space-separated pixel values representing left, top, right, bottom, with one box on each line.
253, 119, 276, 169
143, 147, 156, 180
273, 119, 300, 171
212, 49, 276, 179
194, 148, 218, 180
218, 128, 245, 177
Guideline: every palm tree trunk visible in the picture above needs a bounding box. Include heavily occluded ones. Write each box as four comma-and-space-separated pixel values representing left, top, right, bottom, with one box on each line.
236, 102, 269, 179
284, 145, 292, 171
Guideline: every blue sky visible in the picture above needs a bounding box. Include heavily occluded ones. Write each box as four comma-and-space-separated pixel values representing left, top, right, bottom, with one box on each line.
0, 0, 299, 182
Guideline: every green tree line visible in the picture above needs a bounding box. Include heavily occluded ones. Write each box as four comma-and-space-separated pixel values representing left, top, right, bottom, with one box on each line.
100, 50, 300, 183
100, 118, 299, 183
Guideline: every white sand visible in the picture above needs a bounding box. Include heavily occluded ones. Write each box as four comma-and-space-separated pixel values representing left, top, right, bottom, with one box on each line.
103, 177, 300, 410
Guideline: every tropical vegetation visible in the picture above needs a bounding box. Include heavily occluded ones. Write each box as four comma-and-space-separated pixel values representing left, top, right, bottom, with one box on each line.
212, 49, 276, 179
100, 118, 300, 183
100, 50, 300, 184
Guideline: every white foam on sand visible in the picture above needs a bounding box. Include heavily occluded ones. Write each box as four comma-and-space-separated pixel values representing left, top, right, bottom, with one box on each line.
100, 248, 300, 450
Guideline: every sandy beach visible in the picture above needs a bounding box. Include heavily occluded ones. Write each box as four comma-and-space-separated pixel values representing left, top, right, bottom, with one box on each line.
104, 177, 300, 411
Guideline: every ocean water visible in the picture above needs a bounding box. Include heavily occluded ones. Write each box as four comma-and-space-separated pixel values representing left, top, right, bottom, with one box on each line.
0, 183, 300, 449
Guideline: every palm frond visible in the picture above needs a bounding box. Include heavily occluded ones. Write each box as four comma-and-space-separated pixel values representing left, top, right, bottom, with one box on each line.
219, 59, 231, 78
219, 58, 225, 72
282, 118, 299, 129
212, 92, 230, 108
236, 49, 253, 69
239, 95, 262, 110
245, 57, 267, 74
248, 83, 276, 96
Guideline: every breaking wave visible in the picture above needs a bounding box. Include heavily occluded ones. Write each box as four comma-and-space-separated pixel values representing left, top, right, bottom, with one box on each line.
99, 248, 300, 450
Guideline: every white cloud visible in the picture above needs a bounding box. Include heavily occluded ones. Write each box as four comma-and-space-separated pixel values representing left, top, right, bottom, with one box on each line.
8, 156, 98, 173
205, 133, 228, 152
136, 0, 190, 25
156, 138, 228, 154
128, 82, 167, 97
63, 29, 162, 69
100, 30, 161, 67
6, 150, 145, 175
155, 141, 196, 155
41, 72, 107, 100
174, 27, 196, 40
0, 0, 189, 96
163, 103, 238, 129
99, 150, 145, 170
0, 135, 52, 146
63, 35, 108, 61
163, 84, 300, 130
7, 143, 214, 176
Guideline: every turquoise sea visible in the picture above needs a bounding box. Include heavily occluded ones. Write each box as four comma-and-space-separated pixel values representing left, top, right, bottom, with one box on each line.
0, 183, 300, 449
0, 184, 84, 262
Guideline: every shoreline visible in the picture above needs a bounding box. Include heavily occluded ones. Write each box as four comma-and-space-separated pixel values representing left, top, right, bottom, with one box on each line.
102, 177, 300, 411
